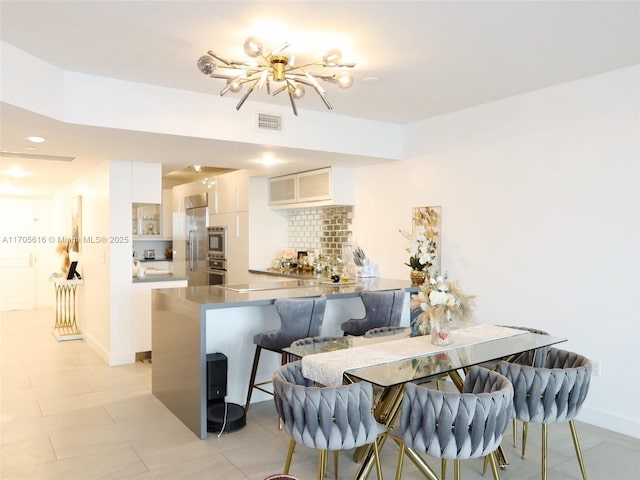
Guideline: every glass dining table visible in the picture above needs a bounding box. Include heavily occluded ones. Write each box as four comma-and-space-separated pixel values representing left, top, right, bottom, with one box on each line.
283, 324, 567, 480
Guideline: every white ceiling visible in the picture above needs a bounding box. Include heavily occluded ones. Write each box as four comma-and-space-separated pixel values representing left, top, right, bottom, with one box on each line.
1, 1, 639, 195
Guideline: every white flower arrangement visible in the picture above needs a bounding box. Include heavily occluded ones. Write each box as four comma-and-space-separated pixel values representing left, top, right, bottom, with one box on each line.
410, 272, 476, 343
399, 206, 440, 272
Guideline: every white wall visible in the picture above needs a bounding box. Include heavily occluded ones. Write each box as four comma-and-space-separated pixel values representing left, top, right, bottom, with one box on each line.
59, 160, 142, 366
351, 66, 640, 438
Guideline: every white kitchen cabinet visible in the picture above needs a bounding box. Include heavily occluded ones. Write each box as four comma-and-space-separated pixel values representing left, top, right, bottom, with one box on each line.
132, 203, 161, 238
268, 175, 296, 205
268, 167, 354, 208
131, 162, 161, 203
210, 170, 251, 214
161, 189, 173, 238
132, 279, 187, 352
211, 211, 249, 284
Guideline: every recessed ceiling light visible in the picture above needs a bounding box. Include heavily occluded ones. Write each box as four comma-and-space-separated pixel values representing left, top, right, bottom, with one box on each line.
1, 166, 31, 178
26, 136, 46, 143
361, 77, 379, 84
258, 155, 277, 165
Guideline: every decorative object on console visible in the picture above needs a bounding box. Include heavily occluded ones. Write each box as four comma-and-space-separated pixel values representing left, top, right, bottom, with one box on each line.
197, 36, 355, 116
55, 241, 71, 275
410, 272, 475, 345
400, 206, 441, 284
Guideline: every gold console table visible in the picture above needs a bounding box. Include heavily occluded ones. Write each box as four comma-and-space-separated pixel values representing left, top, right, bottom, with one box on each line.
52, 279, 84, 341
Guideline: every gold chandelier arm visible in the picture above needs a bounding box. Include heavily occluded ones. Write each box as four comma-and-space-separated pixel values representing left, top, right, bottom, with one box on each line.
285, 80, 299, 116
206, 51, 230, 66
271, 84, 288, 96
287, 90, 299, 116
236, 79, 258, 110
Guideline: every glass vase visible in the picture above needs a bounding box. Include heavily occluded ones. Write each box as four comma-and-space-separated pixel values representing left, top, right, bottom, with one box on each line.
430, 316, 453, 346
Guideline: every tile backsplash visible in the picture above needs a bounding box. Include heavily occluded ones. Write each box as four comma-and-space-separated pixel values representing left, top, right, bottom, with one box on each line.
287, 206, 353, 259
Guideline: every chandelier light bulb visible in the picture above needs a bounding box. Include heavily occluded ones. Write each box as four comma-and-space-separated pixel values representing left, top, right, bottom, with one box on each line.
243, 36, 263, 57
322, 49, 343, 66
292, 84, 306, 99
335, 71, 354, 89
197, 55, 216, 75
229, 78, 243, 93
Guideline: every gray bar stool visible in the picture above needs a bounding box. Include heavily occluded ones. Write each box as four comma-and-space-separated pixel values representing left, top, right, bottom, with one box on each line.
341, 289, 405, 336
245, 296, 326, 411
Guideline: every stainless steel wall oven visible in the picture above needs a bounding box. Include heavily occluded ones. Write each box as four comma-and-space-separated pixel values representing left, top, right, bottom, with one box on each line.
206, 226, 227, 286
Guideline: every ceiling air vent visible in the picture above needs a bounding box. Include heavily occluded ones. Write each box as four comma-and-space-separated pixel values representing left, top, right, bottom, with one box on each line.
257, 113, 282, 132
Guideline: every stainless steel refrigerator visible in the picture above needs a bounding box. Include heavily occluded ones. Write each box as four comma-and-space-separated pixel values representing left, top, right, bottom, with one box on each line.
185, 193, 208, 286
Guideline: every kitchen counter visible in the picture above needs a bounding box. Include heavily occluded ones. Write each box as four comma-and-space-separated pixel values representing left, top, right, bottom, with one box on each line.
249, 267, 324, 280
152, 274, 417, 439
132, 274, 186, 283
131, 273, 187, 283
156, 273, 414, 307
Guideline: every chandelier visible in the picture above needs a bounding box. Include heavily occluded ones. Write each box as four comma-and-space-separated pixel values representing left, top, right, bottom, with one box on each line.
197, 36, 355, 116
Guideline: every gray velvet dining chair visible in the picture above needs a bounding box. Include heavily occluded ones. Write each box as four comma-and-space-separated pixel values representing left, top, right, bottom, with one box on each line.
392, 365, 514, 480
245, 296, 326, 411
341, 289, 405, 336
479, 325, 551, 446
364, 325, 409, 337
286, 335, 347, 363
497, 348, 592, 480
272, 360, 386, 480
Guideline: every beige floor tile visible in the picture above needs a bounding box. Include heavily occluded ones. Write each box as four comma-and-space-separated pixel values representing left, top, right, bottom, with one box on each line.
2, 307, 638, 480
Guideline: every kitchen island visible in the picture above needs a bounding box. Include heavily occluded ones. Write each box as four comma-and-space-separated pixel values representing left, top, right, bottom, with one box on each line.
151, 274, 417, 439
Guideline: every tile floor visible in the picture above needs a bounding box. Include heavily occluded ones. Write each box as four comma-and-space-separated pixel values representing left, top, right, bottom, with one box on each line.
2, 308, 638, 480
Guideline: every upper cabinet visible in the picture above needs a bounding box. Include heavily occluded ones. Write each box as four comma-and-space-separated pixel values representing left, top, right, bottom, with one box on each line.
132, 189, 173, 239
209, 170, 250, 214
268, 167, 354, 208
132, 203, 161, 238
131, 162, 162, 204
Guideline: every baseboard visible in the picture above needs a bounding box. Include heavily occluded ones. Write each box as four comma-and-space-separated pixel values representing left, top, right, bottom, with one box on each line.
578, 406, 640, 439
82, 332, 136, 366
82, 332, 110, 365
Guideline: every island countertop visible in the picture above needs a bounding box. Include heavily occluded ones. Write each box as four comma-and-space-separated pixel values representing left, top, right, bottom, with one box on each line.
152, 272, 417, 440
153, 274, 417, 308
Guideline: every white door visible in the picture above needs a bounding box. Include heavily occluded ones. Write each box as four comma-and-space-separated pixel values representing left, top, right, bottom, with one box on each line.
0, 198, 36, 310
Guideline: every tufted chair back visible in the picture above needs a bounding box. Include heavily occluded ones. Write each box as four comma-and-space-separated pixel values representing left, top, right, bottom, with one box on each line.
497, 348, 592, 480
272, 361, 385, 480
341, 289, 405, 336
398, 366, 513, 461
497, 348, 591, 424
256, 296, 327, 352
246, 296, 326, 411
500, 325, 550, 368
364, 325, 409, 337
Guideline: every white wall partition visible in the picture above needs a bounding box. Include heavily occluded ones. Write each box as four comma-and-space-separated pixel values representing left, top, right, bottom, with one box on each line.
351, 66, 640, 438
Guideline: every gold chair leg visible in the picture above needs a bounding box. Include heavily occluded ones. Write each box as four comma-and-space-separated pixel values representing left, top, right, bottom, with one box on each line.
373, 440, 383, 480
318, 450, 326, 480
284, 439, 296, 474
453, 459, 461, 480
542, 423, 548, 480
442, 458, 447, 480
488, 452, 501, 480
482, 456, 488, 476
334, 450, 339, 480
569, 420, 588, 480
395, 443, 405, 480
512, 418, 518, 447
521, 421, 529, 458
